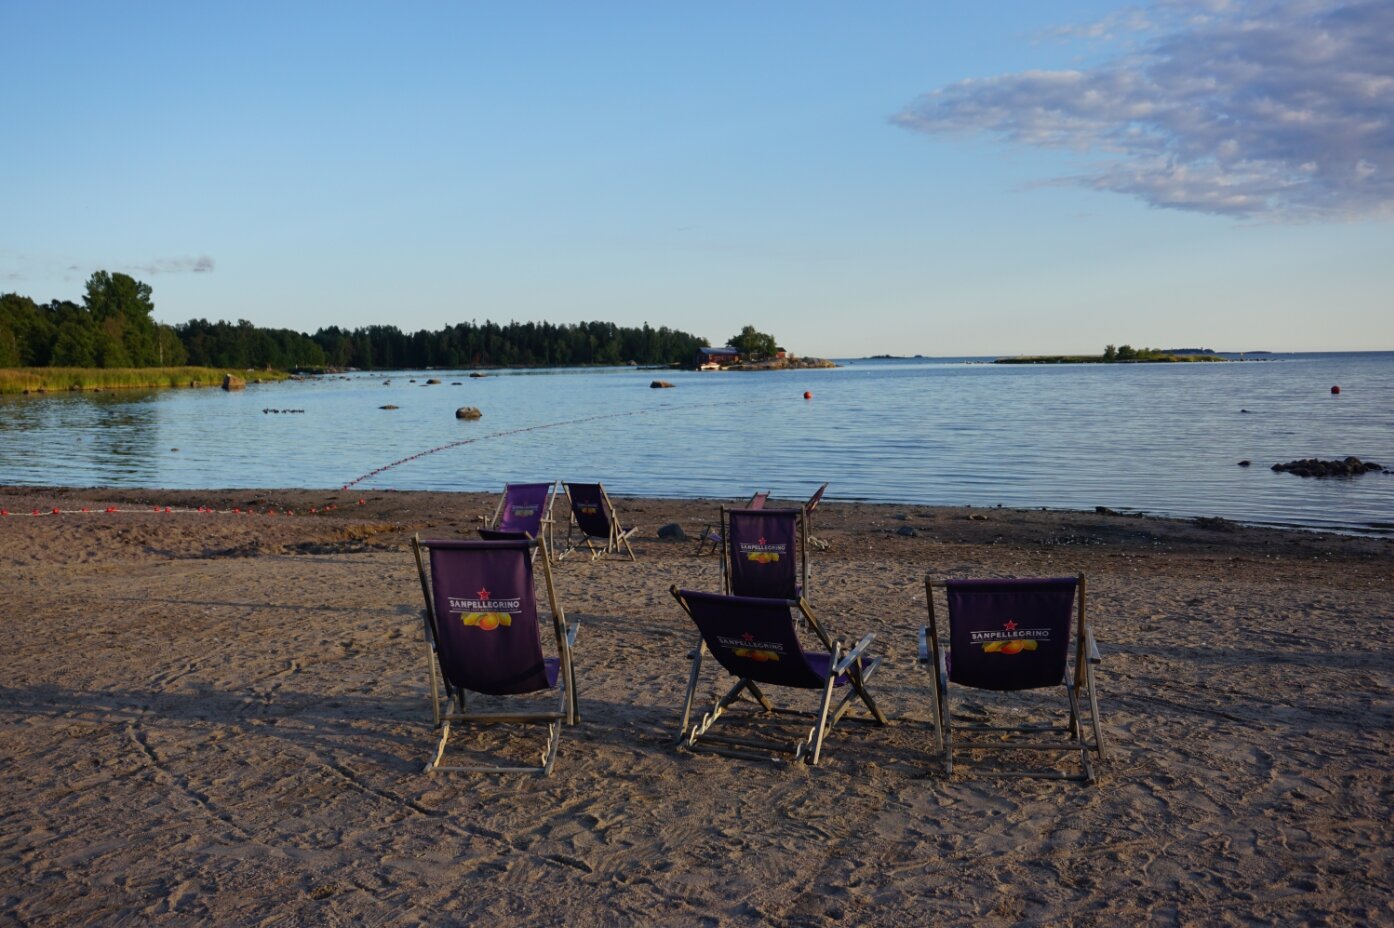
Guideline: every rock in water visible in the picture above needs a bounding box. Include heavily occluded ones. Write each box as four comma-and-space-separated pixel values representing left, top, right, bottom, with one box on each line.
455, 407, 483, 420
650, 380, 675, 389
1272, 456, 1383, 478
222, 374, 246, 391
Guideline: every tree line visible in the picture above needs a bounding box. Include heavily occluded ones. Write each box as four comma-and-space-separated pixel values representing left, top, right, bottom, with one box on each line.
1, 272, 709, 370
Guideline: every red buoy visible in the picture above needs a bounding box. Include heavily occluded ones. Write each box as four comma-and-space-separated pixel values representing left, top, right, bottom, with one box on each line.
1331, 385, 1340, 394
803, 391, 813, 400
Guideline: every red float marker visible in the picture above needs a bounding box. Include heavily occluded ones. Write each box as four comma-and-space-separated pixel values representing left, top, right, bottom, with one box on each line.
803, 391, 813, 400
1331, 385, 1341, 394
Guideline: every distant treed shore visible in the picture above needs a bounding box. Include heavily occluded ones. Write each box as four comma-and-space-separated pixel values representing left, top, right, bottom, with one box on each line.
995, 345, 1229, 364
0, 367, 287, 396
1, 271, 709, 375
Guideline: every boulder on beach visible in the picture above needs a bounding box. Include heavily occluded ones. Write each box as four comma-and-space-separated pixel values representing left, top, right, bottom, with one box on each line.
221, 374, 246, 391
657, 522, 687, 541
455, 406, 483, 420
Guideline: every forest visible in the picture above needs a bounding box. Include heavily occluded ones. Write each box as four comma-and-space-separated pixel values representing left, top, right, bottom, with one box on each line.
1, 272, 709, 371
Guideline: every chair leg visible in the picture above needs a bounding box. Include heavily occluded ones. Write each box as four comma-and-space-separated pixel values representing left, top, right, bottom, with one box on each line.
425, 720, 452, 773
806, 651, 841, 766
676, 643, 705, 744
1084, 661, 1107, 759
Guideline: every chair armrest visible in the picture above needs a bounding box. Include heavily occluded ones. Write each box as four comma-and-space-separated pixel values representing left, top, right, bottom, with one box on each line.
1085, 627, 1101, 664
833, 633, 875, 676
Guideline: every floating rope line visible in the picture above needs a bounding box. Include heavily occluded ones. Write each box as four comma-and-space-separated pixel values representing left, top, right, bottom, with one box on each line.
339, 397, 763, 491
1, 396, 774, 518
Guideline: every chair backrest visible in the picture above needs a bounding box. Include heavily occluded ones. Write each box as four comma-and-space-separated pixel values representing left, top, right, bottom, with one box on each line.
419, 538, 553, 696
806, 482, 828, 513
676, 589, 825, 689
945, 577, 1078, 691
749, 491, 770, 510
495, 482, 553, 536
726, 508, 802, 599
565, 483, 612, 538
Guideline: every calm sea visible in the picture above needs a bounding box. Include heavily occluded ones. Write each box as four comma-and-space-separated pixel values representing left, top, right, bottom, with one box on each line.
2, 353, 1391, 535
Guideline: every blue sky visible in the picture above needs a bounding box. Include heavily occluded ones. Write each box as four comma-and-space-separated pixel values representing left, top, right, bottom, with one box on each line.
3, 1, 1391, 356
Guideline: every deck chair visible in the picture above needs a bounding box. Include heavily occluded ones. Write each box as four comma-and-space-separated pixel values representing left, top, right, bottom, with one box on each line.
694, 490, 769, 555
721, 507, 808, 601
411, 535, 579, 775
558, 482, 637, 561
480, 481, 556, 550
919, 574, 1105, 782
671, 588, 887, 765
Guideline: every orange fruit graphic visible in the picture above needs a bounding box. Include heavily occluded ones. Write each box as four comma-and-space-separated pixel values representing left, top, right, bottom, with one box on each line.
983, 639, 1036, 654
461, 612, 512, 630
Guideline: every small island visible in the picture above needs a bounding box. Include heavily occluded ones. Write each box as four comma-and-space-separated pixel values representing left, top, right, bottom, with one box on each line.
994, 344, 1230, 365
691, 325, 835, 371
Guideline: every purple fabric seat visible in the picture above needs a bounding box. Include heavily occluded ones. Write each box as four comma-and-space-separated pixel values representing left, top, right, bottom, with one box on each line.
671, 587, 886, 765
412, 535, 580, 775
724, 508, 807, 601
920, 573, 1106, 782
483, 482, 555, 544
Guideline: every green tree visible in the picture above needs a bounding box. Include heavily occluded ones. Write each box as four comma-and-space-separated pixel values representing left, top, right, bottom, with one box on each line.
83, 271, 160, 366
729, 324, 777, 359
1102, 344, 1117, 362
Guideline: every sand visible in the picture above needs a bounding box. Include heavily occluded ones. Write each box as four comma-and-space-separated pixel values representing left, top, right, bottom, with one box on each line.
2, 485, 1391, 926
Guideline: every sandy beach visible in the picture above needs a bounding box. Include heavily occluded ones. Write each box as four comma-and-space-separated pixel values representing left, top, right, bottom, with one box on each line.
2, 485, 1391, 926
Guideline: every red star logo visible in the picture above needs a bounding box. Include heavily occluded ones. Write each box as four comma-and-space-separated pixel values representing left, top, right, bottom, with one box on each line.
1004, 620, 1018, 631
741, 632, 755, 642
758, 536, 767, 546
477, 587, 491, 600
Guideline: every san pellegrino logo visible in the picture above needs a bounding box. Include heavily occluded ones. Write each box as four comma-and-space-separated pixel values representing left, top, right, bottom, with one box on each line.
971, 618, 1051, 654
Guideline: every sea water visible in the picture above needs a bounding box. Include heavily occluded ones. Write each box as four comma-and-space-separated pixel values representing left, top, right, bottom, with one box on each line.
1, 353, 1391, 534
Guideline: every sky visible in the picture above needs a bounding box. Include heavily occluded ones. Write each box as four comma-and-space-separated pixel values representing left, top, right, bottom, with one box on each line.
3, 0, 1391, 357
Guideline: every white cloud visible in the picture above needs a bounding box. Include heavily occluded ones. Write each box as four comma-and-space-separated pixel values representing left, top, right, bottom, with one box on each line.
894, 0, 1394, 220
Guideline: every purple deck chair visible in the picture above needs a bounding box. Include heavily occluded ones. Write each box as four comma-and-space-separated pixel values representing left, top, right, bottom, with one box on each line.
695, 490, 769, 555
670, 587, 887, 765
558, 482, 637, 561
722, 507, 808, 601
918, 574, 1105, 782
411, 535, 579, 775
480, 481, 556, 550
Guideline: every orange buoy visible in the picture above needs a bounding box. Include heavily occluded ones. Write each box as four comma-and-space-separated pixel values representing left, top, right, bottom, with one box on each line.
1331, 385, 1340, 394
803, 391, 813, 400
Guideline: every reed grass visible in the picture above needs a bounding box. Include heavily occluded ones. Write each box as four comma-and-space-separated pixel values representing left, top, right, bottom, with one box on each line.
0, 367, 289, 395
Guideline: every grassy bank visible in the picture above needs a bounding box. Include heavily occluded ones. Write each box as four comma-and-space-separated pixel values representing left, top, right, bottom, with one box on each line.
0, 367, 289, 395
